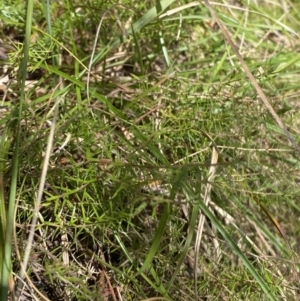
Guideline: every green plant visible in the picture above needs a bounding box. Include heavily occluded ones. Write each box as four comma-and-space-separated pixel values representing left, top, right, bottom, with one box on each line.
0, 0, 299, 300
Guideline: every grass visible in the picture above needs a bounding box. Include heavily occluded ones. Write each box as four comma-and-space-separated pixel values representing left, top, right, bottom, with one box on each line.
1, 0, 300, 300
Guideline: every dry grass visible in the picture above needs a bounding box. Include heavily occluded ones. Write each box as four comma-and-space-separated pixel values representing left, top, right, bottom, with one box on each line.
1, 0, 300, 300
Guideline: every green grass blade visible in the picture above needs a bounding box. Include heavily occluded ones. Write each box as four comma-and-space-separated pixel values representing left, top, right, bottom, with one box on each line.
1, 0, 34, 299
136, 202, 171, 275
197, 199, 277, 301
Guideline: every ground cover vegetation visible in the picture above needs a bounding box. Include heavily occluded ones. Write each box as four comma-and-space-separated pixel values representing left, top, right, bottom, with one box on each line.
0, 0, 300, 300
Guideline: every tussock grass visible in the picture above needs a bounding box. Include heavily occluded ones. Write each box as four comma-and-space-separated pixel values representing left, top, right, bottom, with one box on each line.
0, 0, 300, 300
